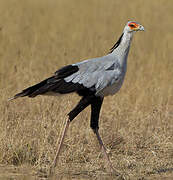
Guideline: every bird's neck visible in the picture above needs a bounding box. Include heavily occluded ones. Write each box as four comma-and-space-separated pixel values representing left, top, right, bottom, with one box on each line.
111, 31, 134, 67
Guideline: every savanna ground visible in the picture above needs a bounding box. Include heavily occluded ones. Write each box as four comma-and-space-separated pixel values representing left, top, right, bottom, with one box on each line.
0, 0, 173, 179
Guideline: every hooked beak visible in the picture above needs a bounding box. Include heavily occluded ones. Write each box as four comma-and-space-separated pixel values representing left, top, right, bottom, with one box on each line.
137, 25, 145, 31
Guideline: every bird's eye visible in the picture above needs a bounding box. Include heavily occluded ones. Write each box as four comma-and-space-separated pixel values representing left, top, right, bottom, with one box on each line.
129, 24, 136, 28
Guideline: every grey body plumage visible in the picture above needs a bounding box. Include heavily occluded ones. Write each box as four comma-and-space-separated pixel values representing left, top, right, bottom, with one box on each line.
65, 55, 123, 97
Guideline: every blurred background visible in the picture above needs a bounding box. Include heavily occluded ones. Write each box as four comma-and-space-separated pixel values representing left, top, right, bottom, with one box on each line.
0, 0, 173, 179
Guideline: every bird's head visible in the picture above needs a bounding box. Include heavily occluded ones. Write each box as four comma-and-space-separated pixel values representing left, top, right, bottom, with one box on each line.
124, 21, 145, 33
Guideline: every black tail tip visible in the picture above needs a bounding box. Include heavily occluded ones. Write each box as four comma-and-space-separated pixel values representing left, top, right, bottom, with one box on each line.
8, 91, 28, 101
8, 94, 21, 101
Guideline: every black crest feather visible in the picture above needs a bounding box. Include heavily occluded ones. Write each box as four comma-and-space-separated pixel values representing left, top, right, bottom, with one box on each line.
109, 33, 124, 54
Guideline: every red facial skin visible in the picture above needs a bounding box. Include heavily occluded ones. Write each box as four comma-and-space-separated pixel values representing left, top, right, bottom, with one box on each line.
128, 22, 139, 30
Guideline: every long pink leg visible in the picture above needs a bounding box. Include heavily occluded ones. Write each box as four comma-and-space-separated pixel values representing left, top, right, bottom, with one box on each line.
49, 96, 92, 174
94, 128, 120, 175
50, 118, 70, 173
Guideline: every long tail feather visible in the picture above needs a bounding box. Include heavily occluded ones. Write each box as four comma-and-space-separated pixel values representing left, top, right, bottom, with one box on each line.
8, 77, 52, 101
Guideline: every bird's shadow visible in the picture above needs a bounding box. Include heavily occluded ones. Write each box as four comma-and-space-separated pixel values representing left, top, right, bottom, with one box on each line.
37, 168, 127, 180
37, 166, 173, 180
147, 167, 173, 175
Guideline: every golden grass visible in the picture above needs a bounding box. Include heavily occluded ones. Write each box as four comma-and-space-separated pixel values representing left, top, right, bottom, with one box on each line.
0, 0, 173, 179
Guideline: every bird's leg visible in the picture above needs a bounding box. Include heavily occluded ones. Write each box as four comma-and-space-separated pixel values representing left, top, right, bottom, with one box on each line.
68, 95, 93, 121
90, 97, 119, 175
93, 128, 120, 175
49, 96, 93, 175
51, 118, 70, 169
93, 128, 114, 171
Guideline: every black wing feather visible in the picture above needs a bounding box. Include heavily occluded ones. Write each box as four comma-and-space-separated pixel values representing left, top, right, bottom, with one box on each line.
54, 65, 79, 78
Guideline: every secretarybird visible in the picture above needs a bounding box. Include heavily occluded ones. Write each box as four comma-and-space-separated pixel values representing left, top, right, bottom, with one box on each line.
9, 21, 144, 172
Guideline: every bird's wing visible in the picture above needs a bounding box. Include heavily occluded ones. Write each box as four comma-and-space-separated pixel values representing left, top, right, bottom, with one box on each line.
10, 55, 121, 99
64, 55, 121, 95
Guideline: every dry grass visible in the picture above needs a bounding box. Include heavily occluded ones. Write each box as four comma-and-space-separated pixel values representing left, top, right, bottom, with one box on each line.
0, 0, 173, 179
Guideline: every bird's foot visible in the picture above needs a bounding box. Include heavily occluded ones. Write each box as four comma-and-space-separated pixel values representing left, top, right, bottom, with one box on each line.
106, 164, 121, 176
48, 165, 55, 177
